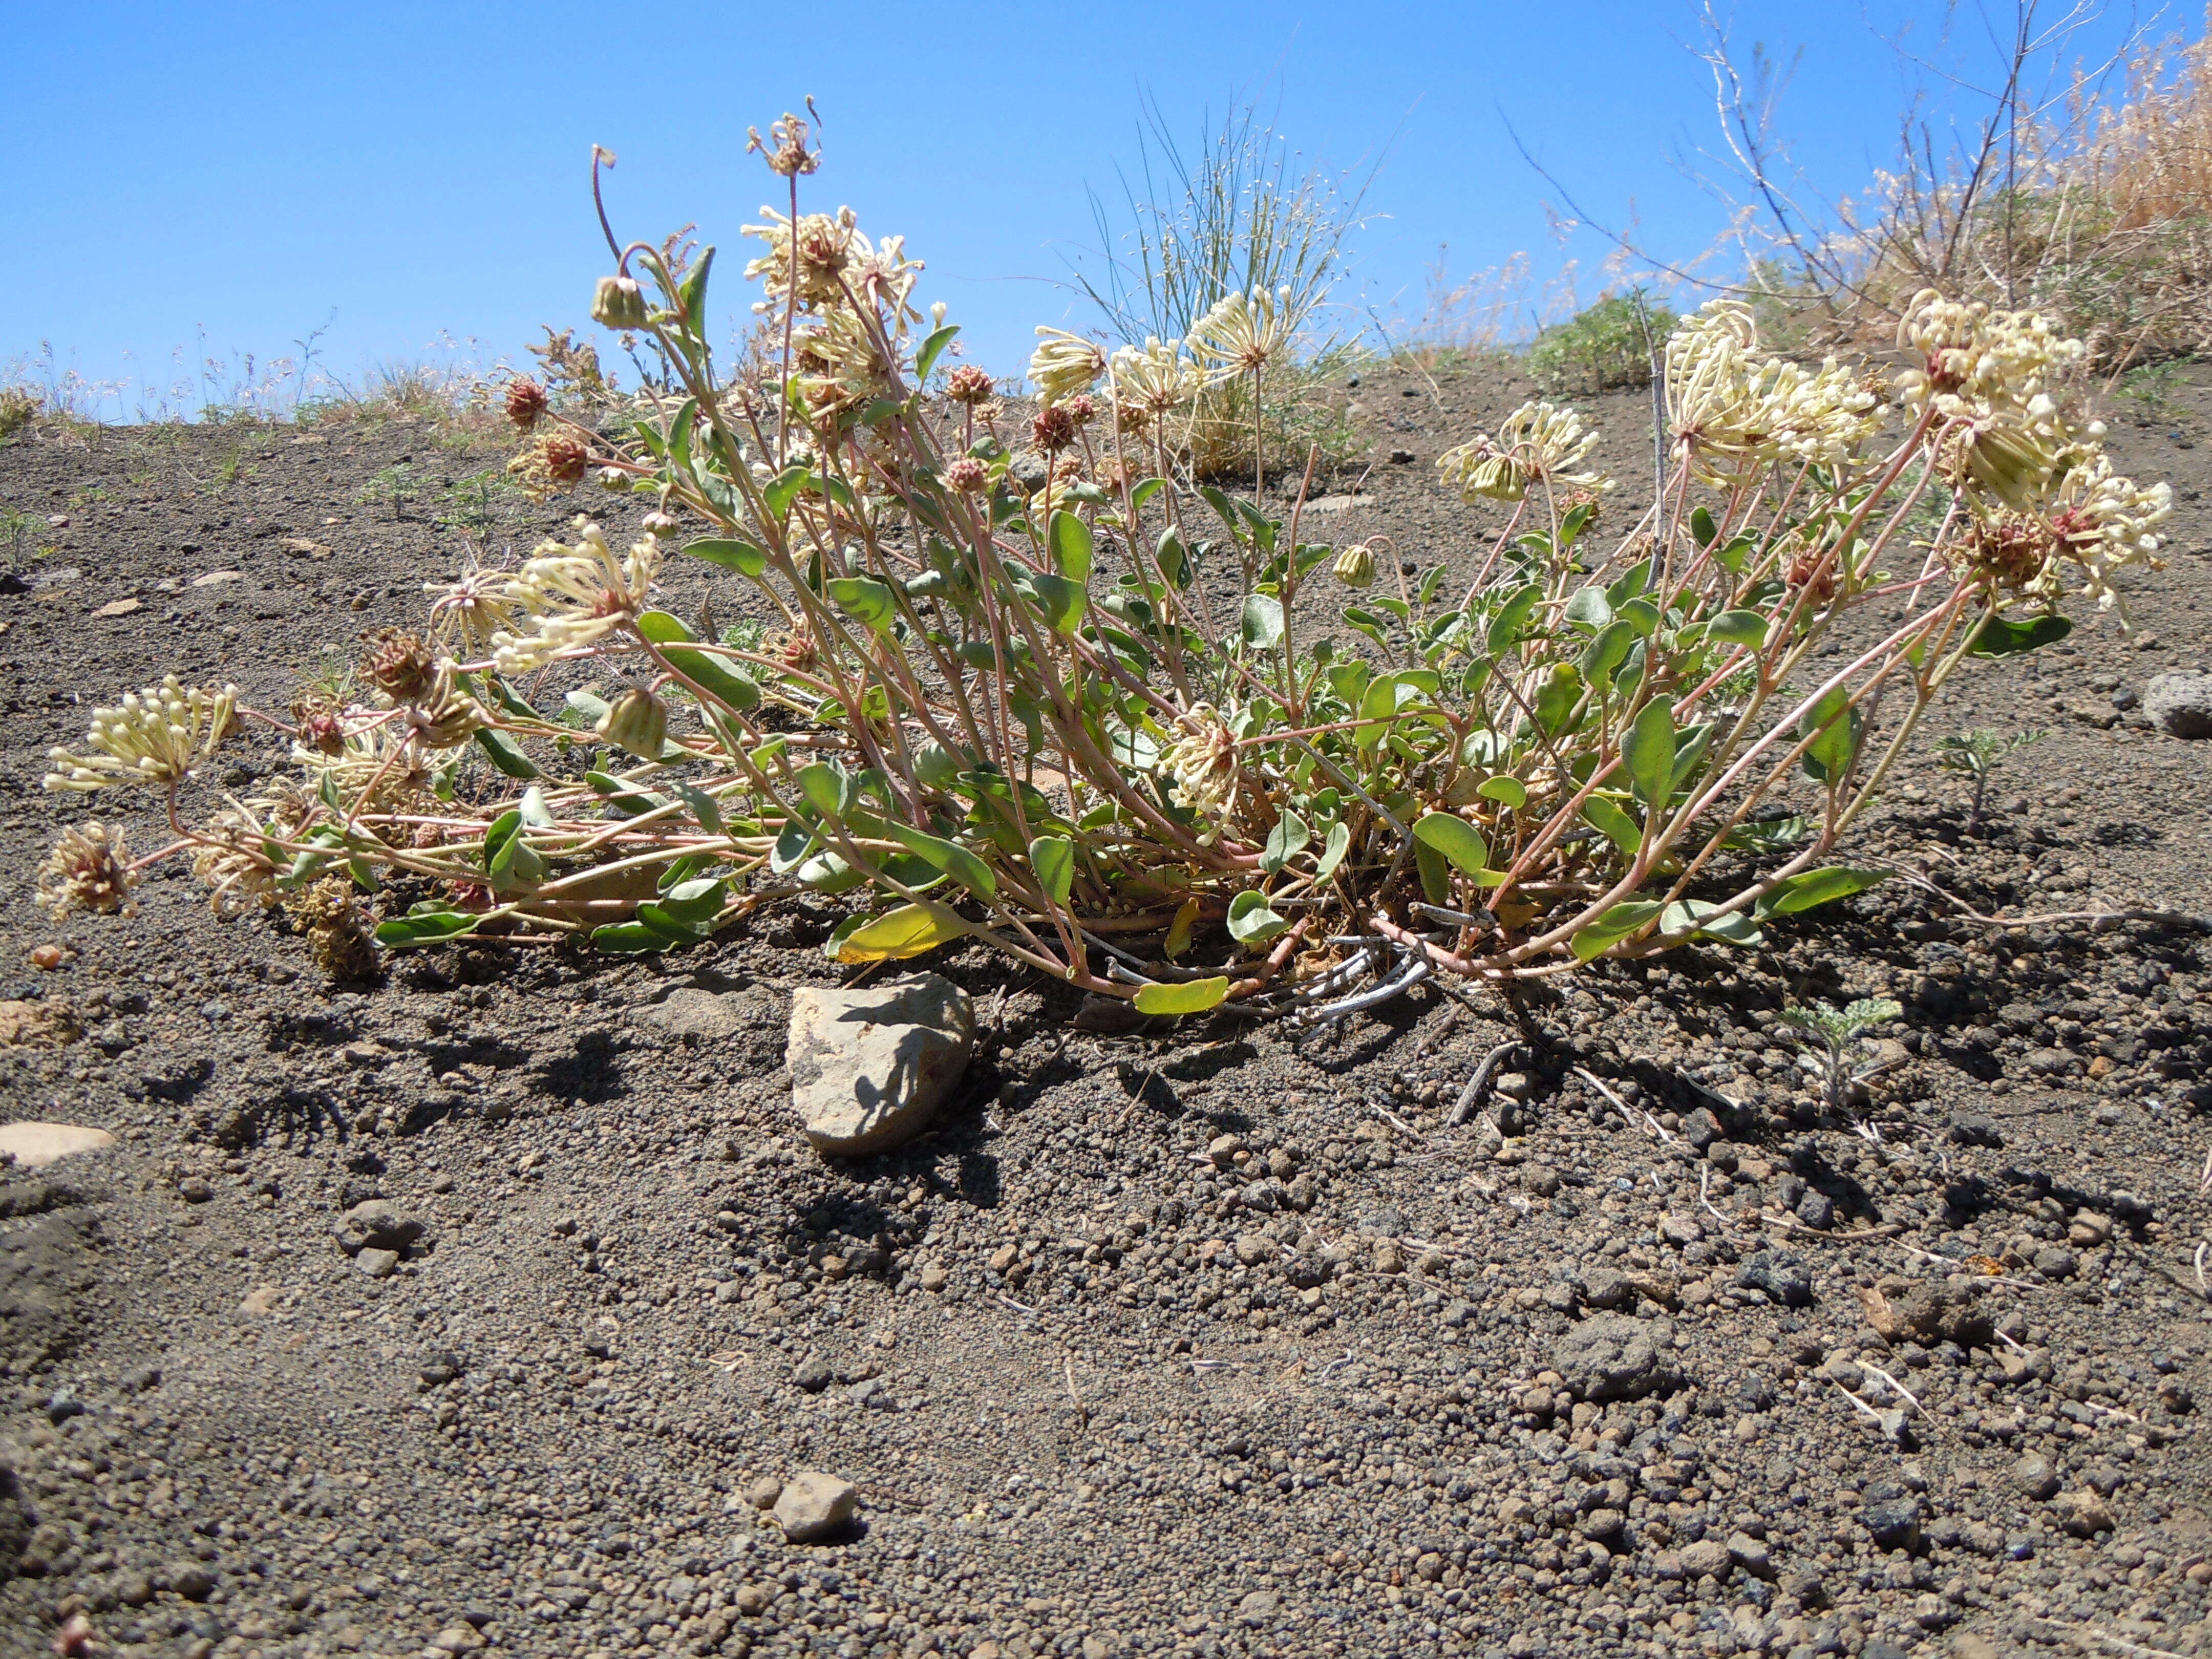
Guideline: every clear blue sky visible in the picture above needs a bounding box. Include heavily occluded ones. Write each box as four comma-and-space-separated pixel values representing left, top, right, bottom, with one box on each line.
3, 1, 2181, 414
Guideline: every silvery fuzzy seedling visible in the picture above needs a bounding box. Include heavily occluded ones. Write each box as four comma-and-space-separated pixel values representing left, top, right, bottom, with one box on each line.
1780, 997, 1903, 1118
1934, 727, 2043, 834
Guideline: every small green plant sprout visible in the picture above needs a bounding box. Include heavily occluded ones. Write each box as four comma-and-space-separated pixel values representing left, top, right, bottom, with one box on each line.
357, 462, 416, 521
1779, 997, 1903, 1119
1934, 727, 2043, 833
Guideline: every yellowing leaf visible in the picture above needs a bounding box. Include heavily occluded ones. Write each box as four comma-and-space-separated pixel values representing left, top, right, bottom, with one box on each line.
833, 902, 971, 963
1132, 977, 1230, 1016
1164, 896, 1201, 960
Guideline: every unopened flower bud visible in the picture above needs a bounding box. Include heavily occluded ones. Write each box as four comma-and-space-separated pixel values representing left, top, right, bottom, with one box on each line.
597, 466, 632, 492
641, 511, 678, 536
598, 687, 669, 761
592, 275, 650, 330
1333, 543, 1376, 588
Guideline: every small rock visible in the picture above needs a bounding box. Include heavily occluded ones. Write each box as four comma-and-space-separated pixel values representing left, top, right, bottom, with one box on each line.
177, 1175, 214, 1204
1582, 1267, 1632, 1310
1493, 1071, 1533, 1104
1856, 1274, 1990, 1347
746, 1476, 783, 1511
1579, 1507, 1626, 1542
1550, 1313, 1677, 1402
786, 973, 974, 1156
2013, 1453, 2060, 1500
919, 1262, 950, 1293
2068, 1210, 2113, 1248
1236, 1589, 1280, 1627
1519, 1162, 1561, 1199
773, 1470, 858, 1542
1233, 1234, 1273, 1268
0, 1121, 115, 1168
1678, 1537, 1731, 1579
792, 1355, 834, 1393
1794, 1188, 1835, 1230
237, 1286, 284, 1316
335, 1199, 427, 1256
1389, 448, 1416, 464
1726, 1532, 1773, 1577
94, 597, 143, 618
1862, 1494, 1925, 1551
2143, 670, 2212, 739
1658, 1213, 1704, 1247
429, 1626, 485, 1654
1947, 1112, 2004, 1148
167, 1563, 216, 1601
1681, 1108, 1721, 1151
2059, 1488, 2115, 1537
355, 1247, 400, 1279
2032, 1246, 2079, 1280
1735, 1250, 1814, 1308
644, 987, 752, 1043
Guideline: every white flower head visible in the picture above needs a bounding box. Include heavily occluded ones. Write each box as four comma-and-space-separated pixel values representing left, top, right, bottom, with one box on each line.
490, 517, 661, 674
1029, 328, 1108, 407
1437, 400, 1608, 503
1187, 287, 1296, 381
46, 675, 238, 793
1163, 704, 1242, 841
1108, 336, 1201, 423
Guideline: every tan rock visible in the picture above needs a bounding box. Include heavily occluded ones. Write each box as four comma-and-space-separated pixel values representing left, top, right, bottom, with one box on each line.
786, 973, 973, 1156
0, 1121, 116, 1168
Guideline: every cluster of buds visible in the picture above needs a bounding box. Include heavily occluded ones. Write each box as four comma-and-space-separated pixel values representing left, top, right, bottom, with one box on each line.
507, 431, 592, 500
1031, 403, 1078, 454
1107, 336, 1202, 435
943, 456, 990, 494
597, 686, 670, 761
35, 823, 137, 918
46, 675, 237, 793
748, 111, 821, 179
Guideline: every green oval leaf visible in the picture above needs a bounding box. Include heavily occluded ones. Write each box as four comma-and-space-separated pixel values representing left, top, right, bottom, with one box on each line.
1261, 811, 1310, 875
1581, 795, 1642, 857
1048, 509, 1095, 581
1708, 608, 1769, 648
374, 907, 481, 948
1029, 835, 1074, 907
1756, 866, 1889, 917
1132, 977, 1230, 1017
684, 537, 769, 577
885, 822, 998, 899
827, 575, 897, 633
1225, 889, 1289, 945
473, 727, 539, 779
1311, 819, 1352, 885
1571, 899, 1665, 962
833, 901, 971, 963
1476, 776, 1528, 809
1967, 611, 2072, 657
1412, 811, 1491, 877
1621, 695, 1677, 809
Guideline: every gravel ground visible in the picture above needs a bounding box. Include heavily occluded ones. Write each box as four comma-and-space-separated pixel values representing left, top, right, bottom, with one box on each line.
1, 360, 2209, 1659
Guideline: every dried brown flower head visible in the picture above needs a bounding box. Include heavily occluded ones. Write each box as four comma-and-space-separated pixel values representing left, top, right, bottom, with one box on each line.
1064, 393, 1098, 429
748, 111, 821, 178
1032, 406, 1076, 454
35, 823, 137, 918
508, 431, 593, 500
504, 376, 549, 431
285, 877, 379, 984
945, 364, 994, 405
359, 628, 437, 705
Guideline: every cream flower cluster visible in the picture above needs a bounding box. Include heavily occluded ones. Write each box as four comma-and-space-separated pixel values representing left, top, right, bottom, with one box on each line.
1436, 400, 1608, 504
2045, 451, 2174, 610
1107, 336, 1203, 431
1665, 301, 1883, 485
490, 517, 661, 675
1188, 287, 1295, 381
1029, 328, 1109, 407
742, 206, 920, 326
1163, 704, 1241, 840
46, 674, 238, 792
